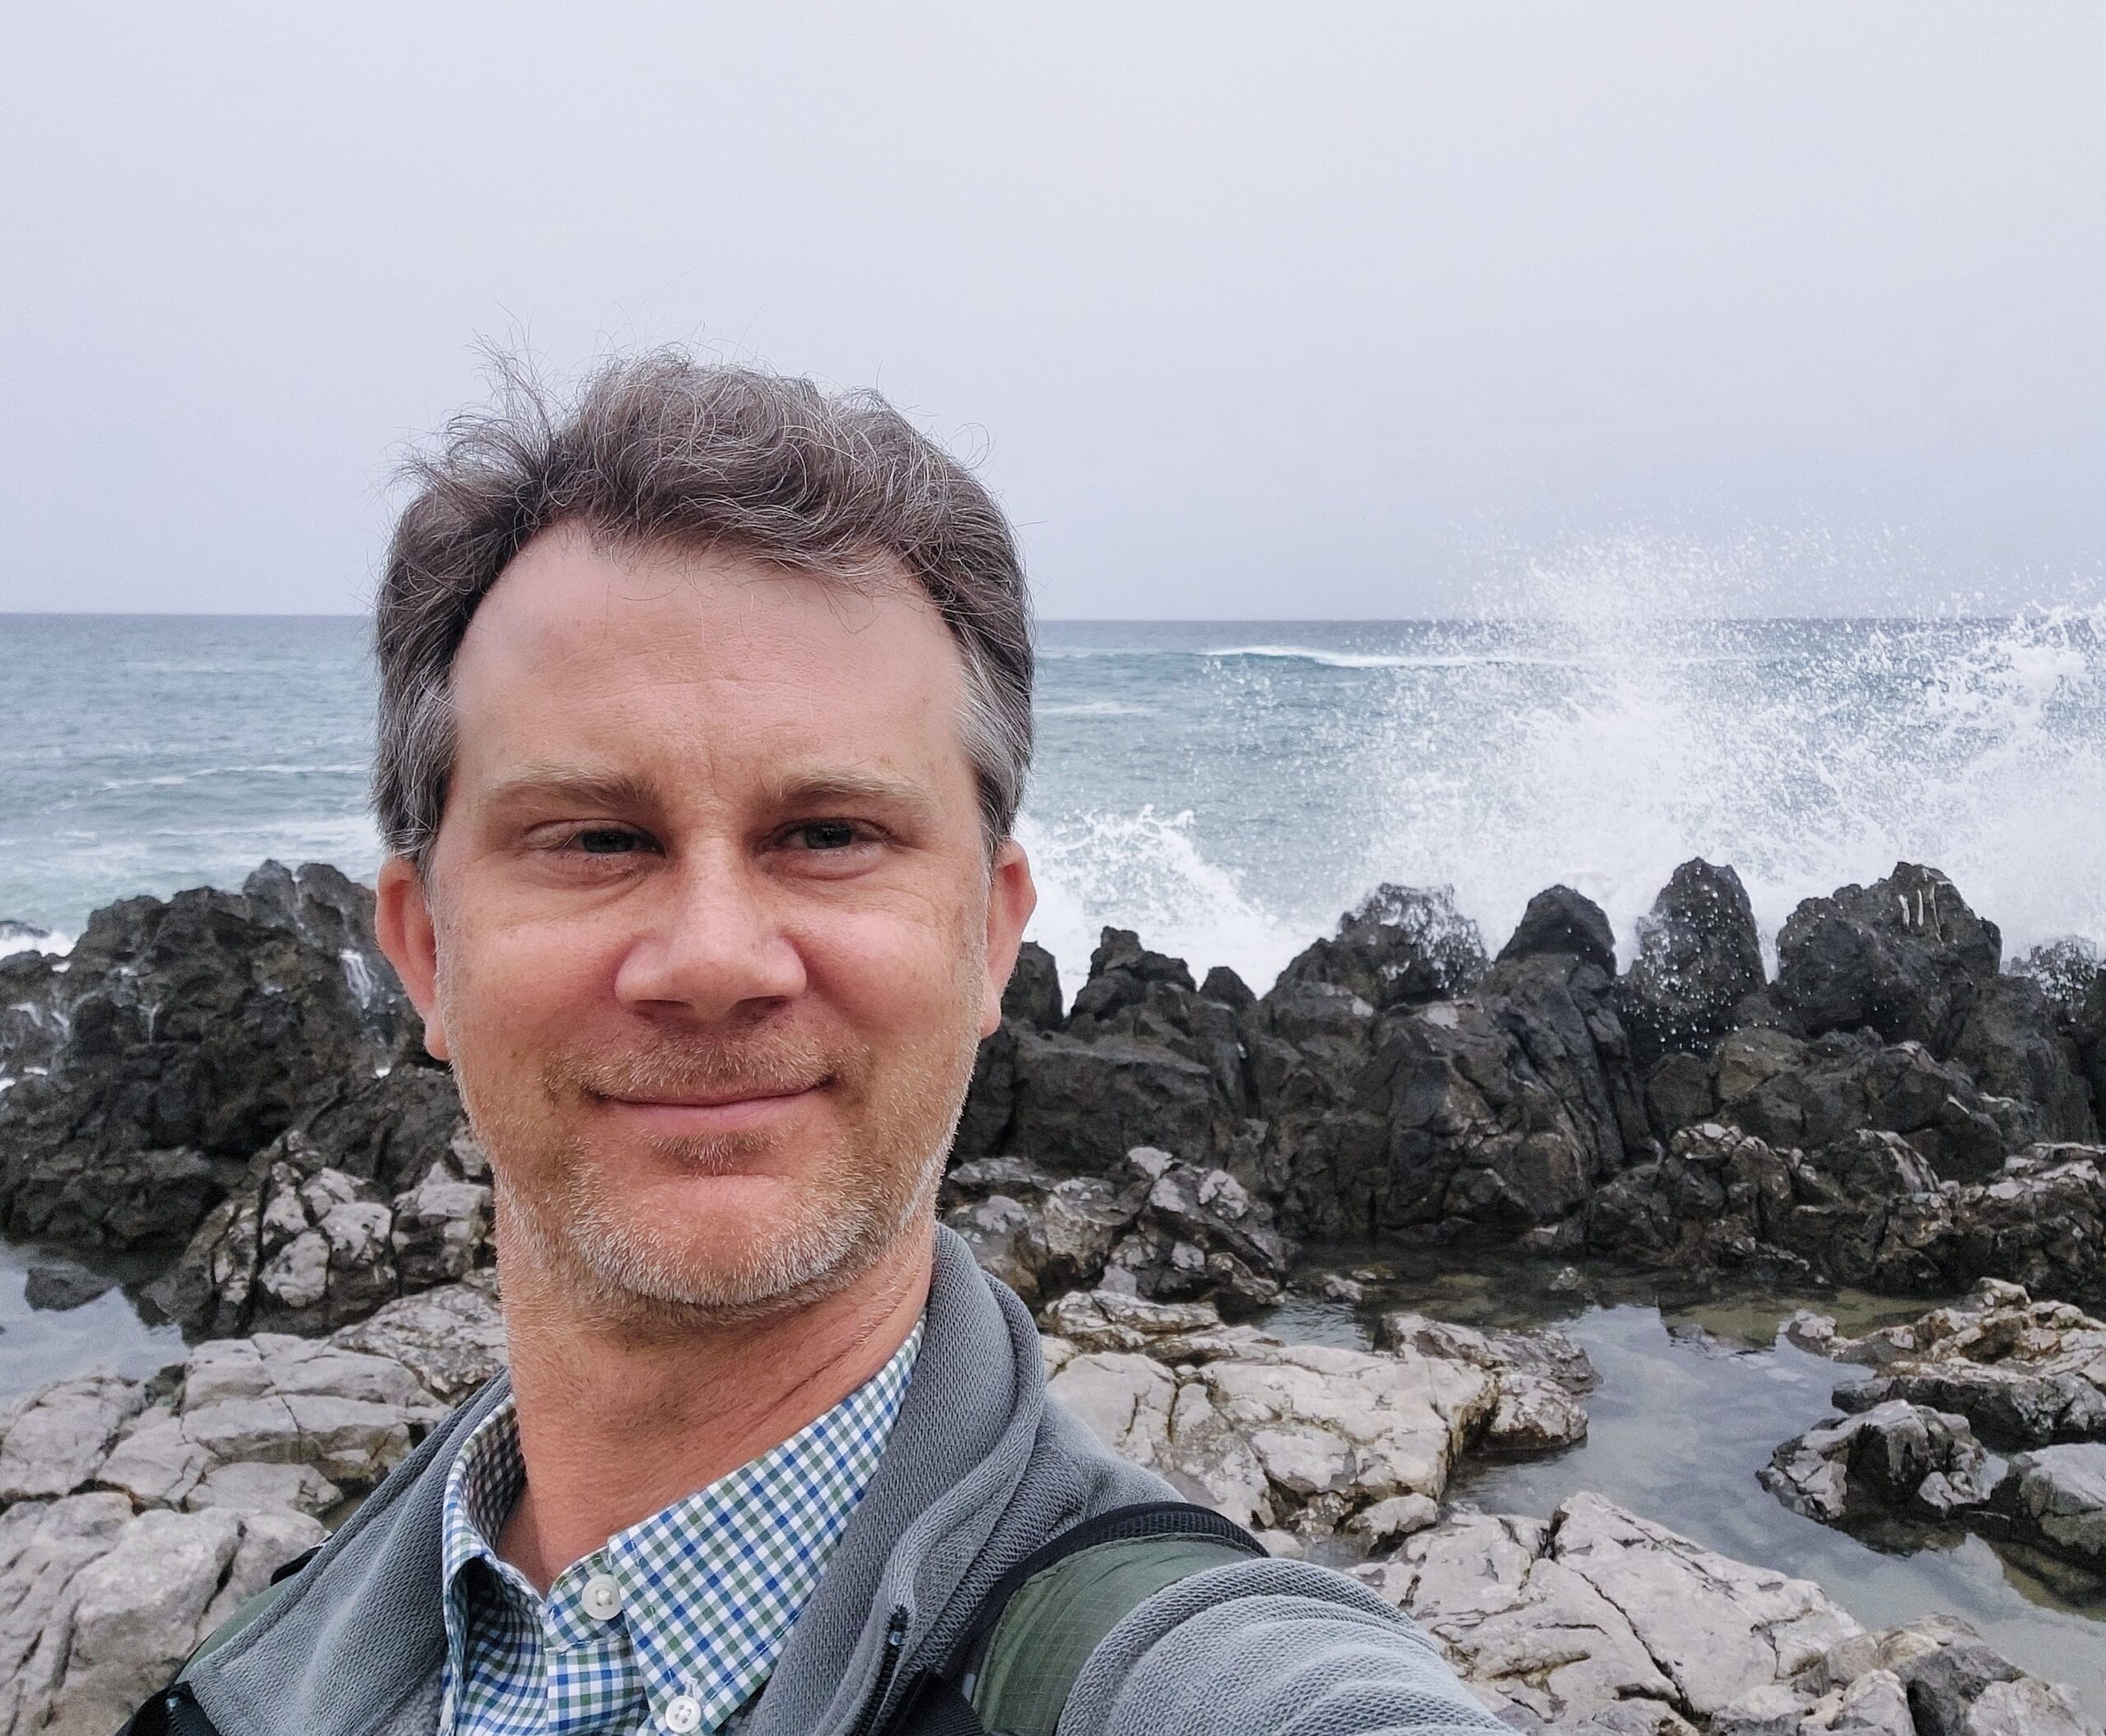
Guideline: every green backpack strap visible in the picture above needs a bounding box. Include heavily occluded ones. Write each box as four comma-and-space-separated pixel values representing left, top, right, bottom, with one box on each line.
884, 1502, 1265, 1736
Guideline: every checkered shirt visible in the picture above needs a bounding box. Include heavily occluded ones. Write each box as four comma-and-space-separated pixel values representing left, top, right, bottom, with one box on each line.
438, 1322, 921, 1736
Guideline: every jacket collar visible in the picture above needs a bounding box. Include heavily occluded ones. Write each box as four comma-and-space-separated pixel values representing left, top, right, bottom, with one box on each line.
183, 1228, 1155, 1736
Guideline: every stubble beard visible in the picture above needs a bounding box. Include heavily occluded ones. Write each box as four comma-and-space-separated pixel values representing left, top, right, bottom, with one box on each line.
470, 1012, 981, 1330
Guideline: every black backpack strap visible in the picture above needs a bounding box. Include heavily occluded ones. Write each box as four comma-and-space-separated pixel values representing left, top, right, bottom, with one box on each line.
118, 1683, 221, 1736
883, 1502, 1264, 1736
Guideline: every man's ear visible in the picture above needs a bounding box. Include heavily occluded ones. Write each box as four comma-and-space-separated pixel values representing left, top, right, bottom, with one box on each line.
374, 855, 451, 1062
980, 839, 1038, 1039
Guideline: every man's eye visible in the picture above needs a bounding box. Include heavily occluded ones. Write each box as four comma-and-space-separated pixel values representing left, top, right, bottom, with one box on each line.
792, 821, 861, 851
573, 829, 647, 856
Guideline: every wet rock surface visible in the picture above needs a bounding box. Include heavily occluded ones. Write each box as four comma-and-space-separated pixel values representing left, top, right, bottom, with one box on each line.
0, 862, 435, 1256
1040, 1288, 1589, 1540
1789, 1281, 2106, 1449
1775, 1282, 2106, 1581
1617, 860, 1768, 1072
1988, 1444, 2106, 1572
1760, 1401, 1995, 1525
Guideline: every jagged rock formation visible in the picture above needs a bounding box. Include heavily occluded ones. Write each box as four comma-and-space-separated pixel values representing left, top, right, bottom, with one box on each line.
1788, 1281, 2106, 1449
7, 852, 2106, 1344
941, 1145, 1293, 1312
1037, 1288, 1591, 1548
155, 1070, 490, 1337
1760, 1401, 1996, 1525
0, 863, 435, 1253
1774, 1283, 2106, 1579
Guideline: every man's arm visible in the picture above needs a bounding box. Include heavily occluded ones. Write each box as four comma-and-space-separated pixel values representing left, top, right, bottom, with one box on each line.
1062, 1559, 1510, 1736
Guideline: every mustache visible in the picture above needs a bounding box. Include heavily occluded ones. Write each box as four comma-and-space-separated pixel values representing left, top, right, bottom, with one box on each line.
542, 1028, 855, 1102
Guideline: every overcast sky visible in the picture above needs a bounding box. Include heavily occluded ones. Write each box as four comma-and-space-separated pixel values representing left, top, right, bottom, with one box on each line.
3, 4, 2102, 618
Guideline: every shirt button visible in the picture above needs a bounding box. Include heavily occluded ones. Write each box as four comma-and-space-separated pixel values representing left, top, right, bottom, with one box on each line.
580, 1572, 624, 1622
663, 1695, 703, 1734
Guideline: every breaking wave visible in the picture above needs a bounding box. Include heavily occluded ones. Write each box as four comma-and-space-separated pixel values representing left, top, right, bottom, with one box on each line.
1024, 541, 2106, 996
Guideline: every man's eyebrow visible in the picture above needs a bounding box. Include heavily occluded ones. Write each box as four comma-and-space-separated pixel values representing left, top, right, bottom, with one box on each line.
475, 764, 941, 824
763, 769, 939, 821
478, 766, 662, 814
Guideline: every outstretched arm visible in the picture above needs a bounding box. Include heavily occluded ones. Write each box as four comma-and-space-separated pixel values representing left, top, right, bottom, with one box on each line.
1064, 1559, 1508, 1736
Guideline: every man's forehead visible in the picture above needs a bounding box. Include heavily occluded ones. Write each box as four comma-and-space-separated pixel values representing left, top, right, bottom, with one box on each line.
445, 526, 973, 801
457, 526, 949, 675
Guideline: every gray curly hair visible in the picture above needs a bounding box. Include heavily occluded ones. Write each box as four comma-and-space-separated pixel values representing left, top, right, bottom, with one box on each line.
372, 351, 1035, 868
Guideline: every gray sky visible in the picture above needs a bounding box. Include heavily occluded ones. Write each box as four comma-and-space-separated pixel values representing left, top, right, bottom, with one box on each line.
2, 3, 2102, 619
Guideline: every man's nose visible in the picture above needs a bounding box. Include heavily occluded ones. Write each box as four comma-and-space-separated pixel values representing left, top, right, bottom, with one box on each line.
611, 844, 808, 1020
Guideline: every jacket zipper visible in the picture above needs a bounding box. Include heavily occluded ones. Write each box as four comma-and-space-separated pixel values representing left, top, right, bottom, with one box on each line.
846, 1606, 911, 1736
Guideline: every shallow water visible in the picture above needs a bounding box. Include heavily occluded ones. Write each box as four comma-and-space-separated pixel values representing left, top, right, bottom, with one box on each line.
1262, 1257, 2106, 1720
0, 1239, 185, 1400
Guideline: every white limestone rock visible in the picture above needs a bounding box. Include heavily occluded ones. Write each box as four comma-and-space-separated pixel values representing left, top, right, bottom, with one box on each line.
329, 1274, 507, 1404
0, 1375, 149, 1504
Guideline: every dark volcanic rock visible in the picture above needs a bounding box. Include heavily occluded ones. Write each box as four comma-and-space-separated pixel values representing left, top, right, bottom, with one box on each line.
1615, 860, 1767, 1069
1583, 1121, 2005, 1294
1065, 927, 1195, 1030
1253, 882, 1644, 1244
1001, 1028, 1231, 1175
1712, 1028, 2015, 1183
954, 931, 1251, 1167
1065, 928, 1251, 1112
1482, 949, 1650, 1172
1760, 1399, 1995, 1525
2071, 962, 2106, 1120
21, 1259, 117, 1311
1642, 1050, 1717, 1138
1496, 884, 1617, 977
1950, 974, 2098, 1145
0, 947, 64, 1079
2010, 936, 2104, 1021
160, 1074, 489, 1337
1269, 884, 1487, 1015
1276, 956, 1642, 1240
1000, 940, 1065, 1032
940, 1145, 1292, 1312
0, 866, 423, 1252
1938, 1146, 2106, 1307
1774, 863, 2001, 1053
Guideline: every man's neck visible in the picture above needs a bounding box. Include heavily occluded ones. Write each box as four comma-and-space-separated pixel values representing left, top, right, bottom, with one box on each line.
494, 1223, 934, 1592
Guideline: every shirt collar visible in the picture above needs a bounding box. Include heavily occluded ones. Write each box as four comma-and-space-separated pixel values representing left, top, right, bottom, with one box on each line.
440, 1319, 922, 1730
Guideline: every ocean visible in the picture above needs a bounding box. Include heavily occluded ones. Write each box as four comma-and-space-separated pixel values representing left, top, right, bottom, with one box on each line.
3, 606, 2103, 991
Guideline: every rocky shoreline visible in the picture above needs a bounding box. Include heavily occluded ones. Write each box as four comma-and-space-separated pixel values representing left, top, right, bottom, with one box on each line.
2, 858, 2103, 1734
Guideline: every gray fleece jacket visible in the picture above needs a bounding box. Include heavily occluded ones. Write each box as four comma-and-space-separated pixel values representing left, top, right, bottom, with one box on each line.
177, 1228, 1507, 1736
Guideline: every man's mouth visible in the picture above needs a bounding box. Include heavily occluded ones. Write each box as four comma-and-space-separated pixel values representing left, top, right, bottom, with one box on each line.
586, 1078, 831, 1136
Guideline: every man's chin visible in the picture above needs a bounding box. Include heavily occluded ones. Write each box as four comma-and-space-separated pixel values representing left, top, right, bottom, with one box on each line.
509, 1181, 902, 1322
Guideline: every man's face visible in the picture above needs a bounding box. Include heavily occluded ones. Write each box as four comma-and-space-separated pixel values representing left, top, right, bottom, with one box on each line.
378, 527, 1034, 1321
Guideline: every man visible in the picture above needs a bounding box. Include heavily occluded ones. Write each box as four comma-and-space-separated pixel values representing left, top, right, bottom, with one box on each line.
147, 355, 1506, 1736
